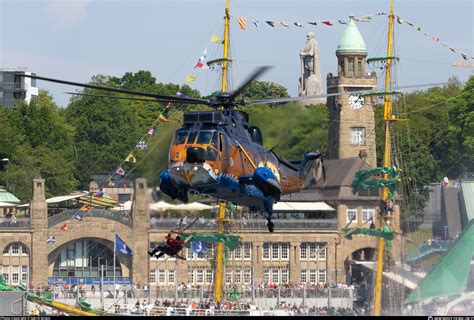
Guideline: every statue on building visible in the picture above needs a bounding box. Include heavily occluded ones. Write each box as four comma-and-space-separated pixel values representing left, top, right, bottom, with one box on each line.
298, 32, 325, 104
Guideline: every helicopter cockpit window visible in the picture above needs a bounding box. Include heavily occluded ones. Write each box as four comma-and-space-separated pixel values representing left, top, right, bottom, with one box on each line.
173, 129, 188, 145
196, 130, 214, 145
211, 132, 218, 149
187, 131, 198, 144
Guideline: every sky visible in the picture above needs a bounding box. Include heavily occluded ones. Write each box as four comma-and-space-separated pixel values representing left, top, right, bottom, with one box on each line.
1, 0, 473, 107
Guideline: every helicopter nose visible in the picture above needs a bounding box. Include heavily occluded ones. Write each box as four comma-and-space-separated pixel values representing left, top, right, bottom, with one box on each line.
186, 146, 206, 163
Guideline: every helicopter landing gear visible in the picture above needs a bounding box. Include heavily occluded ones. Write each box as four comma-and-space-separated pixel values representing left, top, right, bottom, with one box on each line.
267, 220, 274, 233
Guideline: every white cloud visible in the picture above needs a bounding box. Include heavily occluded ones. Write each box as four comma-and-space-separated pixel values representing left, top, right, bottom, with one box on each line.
44, 0, 91, 27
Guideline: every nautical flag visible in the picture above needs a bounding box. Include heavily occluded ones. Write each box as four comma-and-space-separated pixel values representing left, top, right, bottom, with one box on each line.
147, 128, 156, 136
440, 42, 448, 47
375, 12, 387, 15
449, 47, 456, 53
406, 21, 414, 27
307, 22, 317, 26
79, 204, 92, 212
396, 16, 403, 24
416, 26, 422, 31
211, 35, 222, 44
185, 74, 196, 83
194, 48, 208, 69
125, 152, 137, 163
251, 20, 259, 28
46, 235, 56, 244
158, 114, 171, 122
294, 22, 303, 27
73, 211, 84, 221
59, 223, 68, 232
115, 234, 133, 255
321, 21, 333, 26
460, 53, 468, 60
338, 20, 347, 24
191, 241, 209, 254
115, 166, 125, 175
280, 21, 289, 27
432, 36, 439, 42
238, 17, 247, 30
136, 139, 148, 150
265, 21, 276, 27
362, 15, 372, 19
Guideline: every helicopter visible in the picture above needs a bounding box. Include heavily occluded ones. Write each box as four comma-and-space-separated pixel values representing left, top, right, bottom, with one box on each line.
19, 68, 441, 232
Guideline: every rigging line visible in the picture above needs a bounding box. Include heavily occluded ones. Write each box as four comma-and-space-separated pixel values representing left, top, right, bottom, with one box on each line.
440, 153, 468, 177
401, 88, 473, 114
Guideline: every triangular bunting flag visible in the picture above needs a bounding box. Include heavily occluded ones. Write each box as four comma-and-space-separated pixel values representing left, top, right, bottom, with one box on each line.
238, 17, 247, 30
294, 22, 303, 27
460, 53, 468, 60
125, 152, 137, 163
416, 26, 422, 31
396, 16, 403, 24
94, 190, 104, 197
266, 21, 276, 27
280, 21, 289, 27
406, 21, 414, 27
251, 20, 259, 28
194, 48, 208, 69
449, 47, 456, 53
185, 74, 196, 83
79, 204, 92, 212
59, 223, 68, 232
307, 22, 317, 26
321, 21, 333, 26
211, 35, 223, 44
338, 20, 347, 24
73, 211, 84, 221
362, 15, 372, 19
115, 166, 125, 175
46, 235, 56, 244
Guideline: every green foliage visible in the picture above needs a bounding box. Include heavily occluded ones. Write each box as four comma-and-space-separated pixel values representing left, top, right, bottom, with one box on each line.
241, 80, 290, 101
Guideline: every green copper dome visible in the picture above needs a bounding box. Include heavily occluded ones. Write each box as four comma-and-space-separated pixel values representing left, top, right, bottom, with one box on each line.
336, 17, 367, 54
0, 187, 20, 204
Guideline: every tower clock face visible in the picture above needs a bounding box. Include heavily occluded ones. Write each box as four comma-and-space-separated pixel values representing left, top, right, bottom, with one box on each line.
348, 94, 365, 110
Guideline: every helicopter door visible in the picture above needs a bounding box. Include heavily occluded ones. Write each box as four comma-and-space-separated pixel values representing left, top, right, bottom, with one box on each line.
219, 133, 230, 171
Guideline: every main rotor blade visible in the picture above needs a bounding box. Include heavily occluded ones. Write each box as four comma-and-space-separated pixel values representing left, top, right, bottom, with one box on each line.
228, 66, 271, 100
65, 92, 205, 104
19, 73, 210, 105
243, 82, 447, 106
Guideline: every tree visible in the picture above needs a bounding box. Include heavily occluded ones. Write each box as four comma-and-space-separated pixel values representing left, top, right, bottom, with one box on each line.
242, 80, 290, 101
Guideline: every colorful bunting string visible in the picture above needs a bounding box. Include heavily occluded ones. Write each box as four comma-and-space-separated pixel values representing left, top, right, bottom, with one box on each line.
396, 15, 472, 60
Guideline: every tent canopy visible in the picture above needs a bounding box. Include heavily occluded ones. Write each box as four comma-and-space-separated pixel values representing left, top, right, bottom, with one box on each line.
273, 201, 335, 212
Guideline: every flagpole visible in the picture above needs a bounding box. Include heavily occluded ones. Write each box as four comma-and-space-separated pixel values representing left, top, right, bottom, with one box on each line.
114, 233, 116, 287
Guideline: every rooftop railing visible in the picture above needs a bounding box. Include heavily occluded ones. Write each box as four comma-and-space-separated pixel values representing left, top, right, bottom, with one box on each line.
0, 218, 30, 229
48, 209, 132, 228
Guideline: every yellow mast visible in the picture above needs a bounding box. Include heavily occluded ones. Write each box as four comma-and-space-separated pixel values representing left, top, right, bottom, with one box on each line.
373, 0, 395, 315
214, 0, 230, 304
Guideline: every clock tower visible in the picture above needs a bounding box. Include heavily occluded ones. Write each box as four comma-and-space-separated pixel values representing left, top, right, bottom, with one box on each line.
326, 17, 377, 167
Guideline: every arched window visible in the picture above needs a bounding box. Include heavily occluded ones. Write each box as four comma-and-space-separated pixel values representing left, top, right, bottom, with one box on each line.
1, 242, 30, 287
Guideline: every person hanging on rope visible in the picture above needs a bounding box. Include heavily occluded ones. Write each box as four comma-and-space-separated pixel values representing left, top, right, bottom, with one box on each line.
148, 217, 197, 260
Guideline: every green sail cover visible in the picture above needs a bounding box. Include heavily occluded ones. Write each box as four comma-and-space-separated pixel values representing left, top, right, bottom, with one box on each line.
352, 166, 399, 199
0, 277, 13, 291
182, 233, 240, 251
405, 219, 474, 304
343, 226, 394, 252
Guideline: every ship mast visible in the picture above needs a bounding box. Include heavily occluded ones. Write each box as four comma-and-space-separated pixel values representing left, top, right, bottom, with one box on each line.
373, 0, 395, 315
214, 0, 231, 305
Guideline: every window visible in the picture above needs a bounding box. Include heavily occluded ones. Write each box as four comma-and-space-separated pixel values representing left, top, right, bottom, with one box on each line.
206, 269, 213, 284
233, 269, 241, 284
243, 243, 252, 260
173, 129, 188, 145
243, 269, 251, 284
362, 207, 375, 222
300, 243, 308, 259
21, 266, 28, 283
301, 270, 307, 284
196, 130, 214, 144
263, 243, 270, 260
350, 127, 365, 145
318, 243, 327, 260
225, 270, 232, 284
309, 269, 318, 284
11, 243, 19, 256
158, 270, 166, 283
346, 208, 358, 223
318, 270, 327, 283
272, 243, 279, 259
281, 269, 289, 284
188, 269, 194, 284
196, 269, 204, 284
281, 243, 289, 260
263, 269, 270, 284
168, 270, 175, 284
233, 245, 242, 260
149, 270, 156, 284
309, 243, 317, 259
349, 60, 354, 71
11, 268, 19, 285
272, 269, 279, 284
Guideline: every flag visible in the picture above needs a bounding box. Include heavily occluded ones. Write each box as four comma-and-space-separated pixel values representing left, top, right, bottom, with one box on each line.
125, 152, 137, 163
449, 47, 456, 53
294, 22, 303, 27
321, 21, 333, 26
191, 241, 209, 258
115, 166, 125, 175
185, 74, 196, 83
396, 16, 403, 24
416, 26, 422, 31
406, 21, 414, 27
280, 21, 289, 27
210, 35, 222, 44
115, 234, 133, 255
338, 20, 347, 24
362, 15, 372, 19
237, 17, 247, 30
375, 12, 387, 15
432, 36, 439, 42
94, 190, 104, 197
136, 139, 148, 149
460, 53, 468, 60
73, 211, 84, 221
265, 21, 276, 27
59, 223, 68, 232
46, 235, 56, 244
251, 20, 259, 28
147, 128, 156, 136
194, 48, 208, 69
158, 114, 171, 123
307, 22, 317, 26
